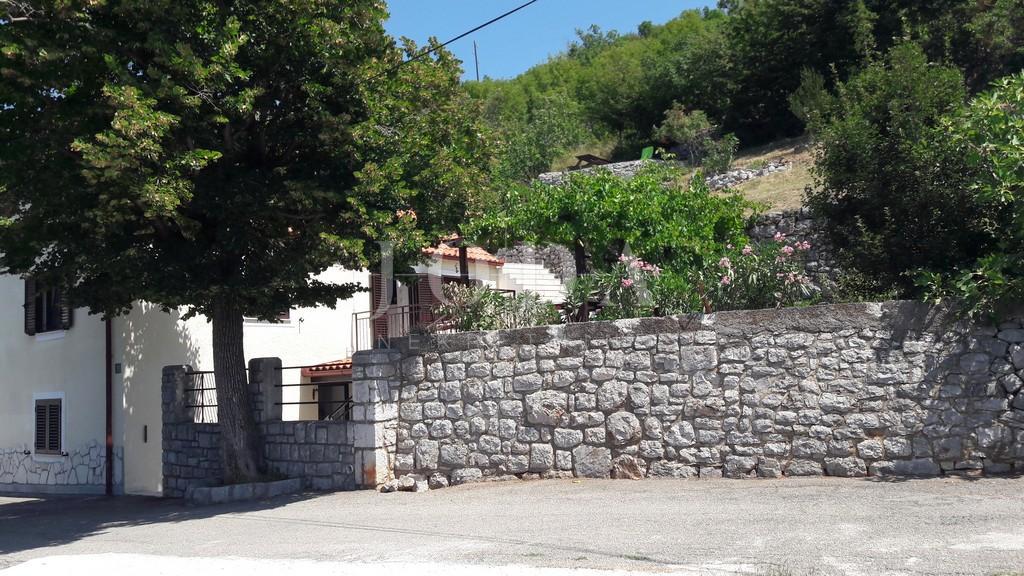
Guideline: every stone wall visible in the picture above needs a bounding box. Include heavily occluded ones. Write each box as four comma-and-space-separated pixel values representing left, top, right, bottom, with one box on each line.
496, 244, 577, 283
379, 302, 1024, 486
161, 418, 356, 497
537, 159, 791, 191
161, 358, 365, 497
749, 208, 837, 291
0, 443, 122, 495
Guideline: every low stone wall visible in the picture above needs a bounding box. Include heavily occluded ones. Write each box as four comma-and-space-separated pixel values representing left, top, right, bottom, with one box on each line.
161, 359, 368, 498
161, 418, 355, 497
706, 160, 791, 190
0, 443, 123, 495
381, 302, 1024, 486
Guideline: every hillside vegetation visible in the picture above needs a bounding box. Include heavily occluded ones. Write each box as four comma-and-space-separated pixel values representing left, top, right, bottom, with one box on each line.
468, 0, 1024, 184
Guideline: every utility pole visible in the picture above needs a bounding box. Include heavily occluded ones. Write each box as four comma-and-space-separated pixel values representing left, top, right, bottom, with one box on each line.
473, 40, 480, 81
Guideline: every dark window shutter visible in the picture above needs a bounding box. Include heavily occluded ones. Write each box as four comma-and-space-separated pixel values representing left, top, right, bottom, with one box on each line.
416, 275, 439, 325
47, 402, 61, 452
33, 399, 61, 454
24, 278, 37, 336
34, 403, 46, 451
59, 290, 73, 331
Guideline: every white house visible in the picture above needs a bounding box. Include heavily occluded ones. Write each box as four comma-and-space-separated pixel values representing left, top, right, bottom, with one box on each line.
0, 242, 565, 496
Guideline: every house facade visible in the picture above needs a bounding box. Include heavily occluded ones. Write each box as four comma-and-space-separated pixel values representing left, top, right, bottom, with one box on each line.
0, 244, 566, 496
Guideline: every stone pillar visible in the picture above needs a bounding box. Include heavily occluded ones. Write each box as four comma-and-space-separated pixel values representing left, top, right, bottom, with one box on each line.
162, 365, 193, 425
350, 349, 401, 489
248, 357, 283, 422
162, 364, 192, 497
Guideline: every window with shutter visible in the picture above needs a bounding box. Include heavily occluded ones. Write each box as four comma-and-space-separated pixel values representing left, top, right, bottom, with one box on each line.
243, 309, 291, 324
25, 280, 68, 335
34, 398, 62, 455
24, 278, 37, 336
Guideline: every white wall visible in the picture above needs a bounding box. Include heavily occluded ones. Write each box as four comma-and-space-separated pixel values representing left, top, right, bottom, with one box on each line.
414, 258, 502, 289
0, 275, 110, 494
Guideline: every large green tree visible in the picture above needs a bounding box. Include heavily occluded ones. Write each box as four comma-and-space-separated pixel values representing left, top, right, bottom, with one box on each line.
0, 0, 488, 482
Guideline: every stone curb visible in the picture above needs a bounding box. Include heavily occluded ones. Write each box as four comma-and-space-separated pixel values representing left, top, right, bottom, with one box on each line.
184, 477, 303, 506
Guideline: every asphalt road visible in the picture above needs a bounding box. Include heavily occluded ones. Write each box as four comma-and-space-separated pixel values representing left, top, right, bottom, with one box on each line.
2, 476, 1024, 575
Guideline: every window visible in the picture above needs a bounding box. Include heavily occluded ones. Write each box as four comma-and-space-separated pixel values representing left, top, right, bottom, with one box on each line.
34, 398, 62, 455
243, 309, 292, 324
23, 279, 72, 336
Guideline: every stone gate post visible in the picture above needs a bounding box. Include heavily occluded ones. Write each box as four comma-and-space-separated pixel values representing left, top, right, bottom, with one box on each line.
350, 349, 401, 488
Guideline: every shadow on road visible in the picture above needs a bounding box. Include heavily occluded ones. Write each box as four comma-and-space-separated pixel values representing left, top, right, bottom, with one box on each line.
0, 491, 323, 558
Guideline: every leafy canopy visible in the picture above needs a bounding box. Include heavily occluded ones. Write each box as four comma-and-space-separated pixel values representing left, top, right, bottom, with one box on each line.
0, 0, 490, 320
469, 162, 751, 275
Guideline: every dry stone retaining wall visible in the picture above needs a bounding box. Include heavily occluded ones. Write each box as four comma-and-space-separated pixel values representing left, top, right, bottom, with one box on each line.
377, 302, 1024, 486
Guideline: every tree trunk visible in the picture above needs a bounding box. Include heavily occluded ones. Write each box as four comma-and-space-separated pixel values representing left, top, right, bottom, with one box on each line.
573, 239, 588, 276
211, 299, 265, 484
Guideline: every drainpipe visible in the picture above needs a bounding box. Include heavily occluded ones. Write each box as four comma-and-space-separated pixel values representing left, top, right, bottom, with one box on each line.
105, 318, 114, 496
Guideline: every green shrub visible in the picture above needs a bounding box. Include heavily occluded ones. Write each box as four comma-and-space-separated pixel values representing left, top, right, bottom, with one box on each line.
435, 283, 559, 332
654, 104, 738, 173
469, 162, 751, 276
592, 255, 661, 321
916, 73, 1024, 317
650, 270, 701, 316
805, 42, 992, 296
561, 274, 603, 323
693, 236, 819, 312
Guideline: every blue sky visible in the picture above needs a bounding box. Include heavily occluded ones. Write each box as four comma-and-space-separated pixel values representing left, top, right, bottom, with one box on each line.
383, 1, 711, 81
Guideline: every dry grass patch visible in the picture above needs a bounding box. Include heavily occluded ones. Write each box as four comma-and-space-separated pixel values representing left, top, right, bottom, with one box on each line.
731, 135, 815, 211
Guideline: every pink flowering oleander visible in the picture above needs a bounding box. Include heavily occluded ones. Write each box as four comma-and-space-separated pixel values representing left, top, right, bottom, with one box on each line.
773, 232, 786, 243
781, 245, 795, 256
742, 245, 754, 256
719, 257, 732, 269
621, 278, 634, 288
727, 243, 734, 250
798, 241, 812, 251
720, 275, 731, 286
618, 254, 629, 263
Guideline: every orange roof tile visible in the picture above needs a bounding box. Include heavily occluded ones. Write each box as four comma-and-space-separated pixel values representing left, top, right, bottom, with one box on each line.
423, 243, 503, 265
301, 358, 353, 378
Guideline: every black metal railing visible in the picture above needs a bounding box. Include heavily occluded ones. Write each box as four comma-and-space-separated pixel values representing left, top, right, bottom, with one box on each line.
184, 371, 218, 423
275, 366, 353, 421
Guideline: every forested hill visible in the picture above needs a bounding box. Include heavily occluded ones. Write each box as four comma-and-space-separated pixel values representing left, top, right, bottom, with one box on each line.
467, 0, 1023, 182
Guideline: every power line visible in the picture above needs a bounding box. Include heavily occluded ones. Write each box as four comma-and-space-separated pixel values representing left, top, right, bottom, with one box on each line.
378, 0, 542, 80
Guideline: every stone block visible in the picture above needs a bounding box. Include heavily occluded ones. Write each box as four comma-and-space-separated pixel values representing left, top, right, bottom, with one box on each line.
785, 459, 823, 476
606, 412, 642, 445
572, 445, 611, 478
553, 428, 583, 449
825, 457, 867, 477
649, 461, 696, 478
525, 391, 568, 426
414, 440, 439, 470
529, 444, 555, 472
596, 381, 628, 411
723, 456, 756, 478
664, 421, 695, 447
451, 468, 483, 485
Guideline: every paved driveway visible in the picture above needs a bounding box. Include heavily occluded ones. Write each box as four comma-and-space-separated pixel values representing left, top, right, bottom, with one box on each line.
2, 476, 1024, 575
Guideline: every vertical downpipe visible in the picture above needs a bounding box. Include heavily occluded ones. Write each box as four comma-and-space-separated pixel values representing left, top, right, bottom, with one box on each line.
105, 318, 114, 496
